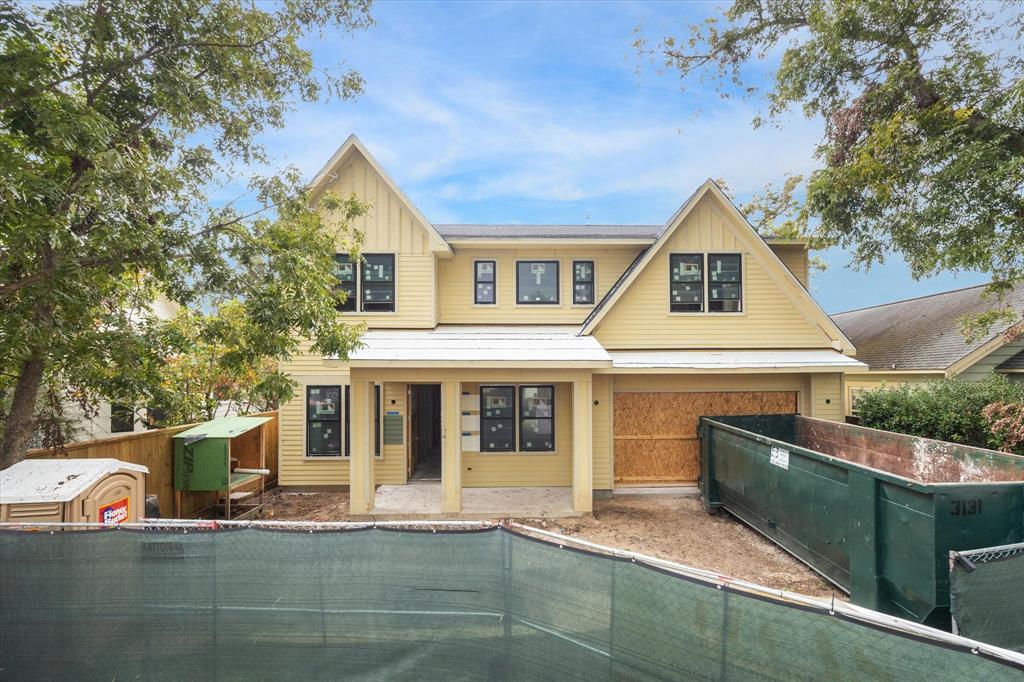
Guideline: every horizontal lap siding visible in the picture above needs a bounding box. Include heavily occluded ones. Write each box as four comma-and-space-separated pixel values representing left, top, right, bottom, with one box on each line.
438, 248, 642, 324
843, 372, 941, 415
769, 244, 809, 288
594, 200, 835, 349
809, 373, 844, 422
592, 375, 613, 489
460, 382, 573, 487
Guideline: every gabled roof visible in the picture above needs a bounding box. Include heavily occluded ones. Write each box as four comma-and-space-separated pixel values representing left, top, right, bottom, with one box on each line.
831, 283, 1024, 373
578, 180, 855, 353
998, 350, 1024, 370
308, 135, 453, 257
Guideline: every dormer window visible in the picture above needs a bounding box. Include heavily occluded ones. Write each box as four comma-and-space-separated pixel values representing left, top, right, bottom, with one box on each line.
333, 253, 396, 313
516, 260, 559, 304
708, 254, 742, 312
669, 254, 704, 312
669, 253, 743, 313
333, 255, 357, 312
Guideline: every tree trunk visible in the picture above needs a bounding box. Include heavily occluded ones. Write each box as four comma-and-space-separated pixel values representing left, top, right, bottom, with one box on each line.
0, 352, 45, 470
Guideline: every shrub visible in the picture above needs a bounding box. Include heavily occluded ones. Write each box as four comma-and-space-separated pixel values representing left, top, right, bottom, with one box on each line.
855, 374, 1024, 454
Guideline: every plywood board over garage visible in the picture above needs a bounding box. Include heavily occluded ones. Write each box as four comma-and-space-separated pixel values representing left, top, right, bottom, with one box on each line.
613, 391, 797, 484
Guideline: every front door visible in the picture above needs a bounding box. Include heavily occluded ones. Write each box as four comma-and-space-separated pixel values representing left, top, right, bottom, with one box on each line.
408, 384, 442, 481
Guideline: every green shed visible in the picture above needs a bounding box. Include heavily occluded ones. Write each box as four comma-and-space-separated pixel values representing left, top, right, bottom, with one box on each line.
173, 416, 273, 518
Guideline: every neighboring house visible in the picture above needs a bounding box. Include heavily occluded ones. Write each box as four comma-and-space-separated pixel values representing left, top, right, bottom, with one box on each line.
279, 135, 866, 514
832, 284, 1024, 415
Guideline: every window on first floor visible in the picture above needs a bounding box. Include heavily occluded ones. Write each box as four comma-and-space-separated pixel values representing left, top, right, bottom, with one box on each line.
519, 385, 555, 451
516, 260, 559, 304
307, 386, 342, 456
573, 260, 595, 305
110, 404, 135, 433
480, 385, 516, 451
475, 260, 496, 304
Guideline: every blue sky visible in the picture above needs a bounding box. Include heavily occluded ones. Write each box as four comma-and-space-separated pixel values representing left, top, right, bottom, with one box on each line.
237, 0, 990, 313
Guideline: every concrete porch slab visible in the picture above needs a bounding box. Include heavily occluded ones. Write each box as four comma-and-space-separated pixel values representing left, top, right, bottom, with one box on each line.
353, 482, 579, 521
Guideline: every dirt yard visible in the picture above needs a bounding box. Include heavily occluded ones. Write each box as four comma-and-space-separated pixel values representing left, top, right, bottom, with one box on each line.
256, 489, 841, 599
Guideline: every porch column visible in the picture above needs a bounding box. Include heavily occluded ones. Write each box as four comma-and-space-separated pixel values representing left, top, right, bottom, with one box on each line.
349, 377, 375, 514
441, 380, 462, 513
572, 379, 593, 513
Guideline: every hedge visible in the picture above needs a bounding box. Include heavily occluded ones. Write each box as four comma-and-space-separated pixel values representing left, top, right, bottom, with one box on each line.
855, 373, 1024, 455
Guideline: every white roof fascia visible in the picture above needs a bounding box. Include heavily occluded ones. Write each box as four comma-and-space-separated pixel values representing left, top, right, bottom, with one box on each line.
307, 135, 453, 258
0, 458, 149, 504
602, 349, 868, 374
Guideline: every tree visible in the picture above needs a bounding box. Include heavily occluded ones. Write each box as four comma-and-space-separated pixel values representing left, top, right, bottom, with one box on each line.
643, 0, 1024, 322
0, 0, 373, 468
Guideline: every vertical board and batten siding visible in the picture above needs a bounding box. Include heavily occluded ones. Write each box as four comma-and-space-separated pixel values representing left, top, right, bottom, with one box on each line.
591, 374, 613, 490
318, 154, 436, 329
277, 373, 407, 487
768, 243, 810, 288
436, 247, 644, 324
594, 197, 837, 350
459, 382, 573, 487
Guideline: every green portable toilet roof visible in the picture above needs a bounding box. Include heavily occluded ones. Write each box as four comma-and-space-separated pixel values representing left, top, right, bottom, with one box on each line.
172, 415, 273, 442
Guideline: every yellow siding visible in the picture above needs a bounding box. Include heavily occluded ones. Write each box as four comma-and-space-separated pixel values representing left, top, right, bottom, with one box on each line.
843, 372, 942, 415
460, 382, 573, 487
594, 196, 837, 350
592, 374, 613, 489
318, 154, 436, 329
769, 243, 809, 288
809, 372, 844, 422
278, 373, 407, 487
437, 247, 643, 324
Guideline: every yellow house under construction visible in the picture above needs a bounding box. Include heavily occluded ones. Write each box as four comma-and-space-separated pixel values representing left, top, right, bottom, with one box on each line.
278, 135, 866, 515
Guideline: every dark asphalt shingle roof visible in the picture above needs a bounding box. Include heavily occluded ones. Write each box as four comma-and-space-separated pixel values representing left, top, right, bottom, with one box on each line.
434, 224, 663, 240
831, 283, 1024, 371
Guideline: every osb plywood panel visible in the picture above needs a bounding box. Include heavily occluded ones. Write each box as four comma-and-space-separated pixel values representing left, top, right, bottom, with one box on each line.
614, 391, 796, 483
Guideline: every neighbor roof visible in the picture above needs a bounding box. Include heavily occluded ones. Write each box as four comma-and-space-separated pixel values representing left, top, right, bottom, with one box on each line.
435, 224, 663, 240
0, 459, 149, 505
831, 283, 1024, 372
998, 350, 1024, 370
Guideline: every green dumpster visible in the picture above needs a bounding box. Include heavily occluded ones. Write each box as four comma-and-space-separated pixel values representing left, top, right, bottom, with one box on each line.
699, 414, 1024, 629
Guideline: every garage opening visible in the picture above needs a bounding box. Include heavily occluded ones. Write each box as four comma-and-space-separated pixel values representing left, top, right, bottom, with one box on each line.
613, 391, 797, 484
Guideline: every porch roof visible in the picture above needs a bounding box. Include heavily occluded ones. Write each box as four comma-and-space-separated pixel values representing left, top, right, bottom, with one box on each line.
347, 326, 612, 368
605, 349, 868, 373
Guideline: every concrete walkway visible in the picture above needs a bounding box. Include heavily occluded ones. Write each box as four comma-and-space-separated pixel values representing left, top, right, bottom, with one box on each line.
352, 482, 578, 520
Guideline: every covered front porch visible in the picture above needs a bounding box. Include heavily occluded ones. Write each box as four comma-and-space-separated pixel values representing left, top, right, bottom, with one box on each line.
344, 326, 611, 517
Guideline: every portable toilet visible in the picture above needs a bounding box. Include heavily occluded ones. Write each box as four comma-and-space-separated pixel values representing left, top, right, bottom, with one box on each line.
0, 458, 148, 524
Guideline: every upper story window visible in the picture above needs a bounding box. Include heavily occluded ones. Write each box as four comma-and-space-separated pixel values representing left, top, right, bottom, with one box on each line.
475, 260, 496, 305
334, 253, 396, 313
361, 254, 396, 312
516, 260, 559, 305
708, 254, 742, 312
110, 404, 135, 433
573, 261, 595, 305
669, 254, 704, 312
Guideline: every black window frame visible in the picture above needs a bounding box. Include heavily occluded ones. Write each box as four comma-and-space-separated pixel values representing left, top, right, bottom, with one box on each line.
333, 254, 357, 312
110, 404, 135, 434
343, 384, 382, 458
572, 260, 595, 305
669, 253, 705, 313
515, 260, 560, 305
519, 385, 555, 452
306, 385, 343, 457
480, 385, 516, 452
707, 253, 742, 313
360, 253, 396, 313
474, 260, 497, 305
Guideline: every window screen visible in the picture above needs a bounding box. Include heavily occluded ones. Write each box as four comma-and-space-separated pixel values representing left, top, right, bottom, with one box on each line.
361, 254, 396, 312
519, 385, 555, 451
516, 261, 559, 304
480, 386, 515, 452
110, 404, 134, 433
307, 386, 342, 456
669, 254, 703, 312
475, 260, 496, 304
333, 254, 357, 312
573, 261, 595, 305
708, 254, 741, 312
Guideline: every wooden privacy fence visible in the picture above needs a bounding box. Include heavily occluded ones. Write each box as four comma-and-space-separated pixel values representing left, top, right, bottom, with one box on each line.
25, 411, 279, 519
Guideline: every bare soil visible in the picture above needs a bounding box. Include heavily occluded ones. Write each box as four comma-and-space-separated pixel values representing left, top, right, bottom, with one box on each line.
256, 488, 842, 599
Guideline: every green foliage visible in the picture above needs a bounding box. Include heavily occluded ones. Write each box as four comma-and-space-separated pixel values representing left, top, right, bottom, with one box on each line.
645, 0, 1024, 325
0, 0, 373, 464
855, 374, 1024, 454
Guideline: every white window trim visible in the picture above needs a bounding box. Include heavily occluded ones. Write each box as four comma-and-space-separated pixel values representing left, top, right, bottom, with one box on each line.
666, 251, 746, 317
